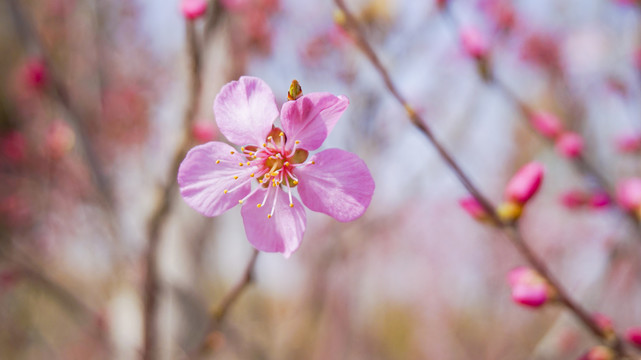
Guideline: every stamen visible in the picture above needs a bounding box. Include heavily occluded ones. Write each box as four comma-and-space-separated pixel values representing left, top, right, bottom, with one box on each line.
295, 140, 300, 144
269, 186, 280, 218
216, 160, 220, 164
230, 151, 235, 155
238, 200, 243, 204
250, 173, 255, 177
246, 161, 251, 166
224, 190, 228, 194
233, 176, 238, 180
239, 162, 244, 166
240, 147, 245, 152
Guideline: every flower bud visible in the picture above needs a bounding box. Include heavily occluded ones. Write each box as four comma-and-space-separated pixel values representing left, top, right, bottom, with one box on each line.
459, 196, 488, 221
579, 346, 614, 360
592, 313, 614, 335
507, 267, 551, 308
529, 111, 563, 139
555, 132, 583, 158
21, 58, 47, 91
615, 132, 641, 153
588, 191, 610, 209
181, 0, 208, 20
46, 120, 75, 159
626, 327, 641, 348
505, 162, 545, 205
192, 121, 217, 143
616, 178, 641, 212
460, 27, 488, 59
559, 189, 587, 209
287, 80, 303, 101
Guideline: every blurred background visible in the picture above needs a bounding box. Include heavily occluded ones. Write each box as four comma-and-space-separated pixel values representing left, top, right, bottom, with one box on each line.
1, 0, 641, 359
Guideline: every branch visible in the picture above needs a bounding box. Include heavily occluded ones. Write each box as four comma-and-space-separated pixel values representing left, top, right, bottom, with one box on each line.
333, 0, 630, 357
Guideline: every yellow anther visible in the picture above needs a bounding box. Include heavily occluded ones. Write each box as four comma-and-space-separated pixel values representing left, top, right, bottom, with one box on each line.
279, 132, 284, 137
223, 190, 228, 194
239, 162, 244, 166
284, 162, 290, 166
250, 173, 255, 177
258, 179, 263, 184
262, 143, 267, 147
233, 176, 238, 180
293, 180, 298, 185
267, 214, 272, 219
246, 161, 251, 166
271, 172, 278, 177
216, 160, 220, 164
295, 140, 300, 144
289, 203, 294, 208
238, 200, 243, 204
241, 147, 245, 152
267, 136, 273, 140
311, 161, 316, 164
257, 204, 262, 208
230, 151, 235, 155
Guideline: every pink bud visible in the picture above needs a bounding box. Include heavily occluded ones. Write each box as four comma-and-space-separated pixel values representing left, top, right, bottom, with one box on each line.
615, 132, 641, 153
616, 178, 641, 211
529, 111, 563, 139
459, 196, 487, 220
507, 267, 549, 308
579, 346, 614, 360
504, 162, 545, 204
559, 189, 587, 209
46, 120, 75, 159
21, 58, 47, 90
191, 121, 217, 143
588, 191, 610, 209
592, 313, 614, 333
626, 327, 641, 348
555, 132, 584, 158
181, 0, 208, 20
460, 27, 488, 59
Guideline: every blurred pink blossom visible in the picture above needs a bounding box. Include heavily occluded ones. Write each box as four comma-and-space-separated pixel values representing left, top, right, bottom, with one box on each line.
192, 121, 218, 143
508, 267, 550, 308
20, 58, 47, 91
588, 191, 611, 209
458, 196, 487, 221
615, 178, 641, 211
0, 131, 27, 165
614, 132, 641, 153
559, 189, 587, 209
555, 132, 584, 158
460, 27, 489, 59
46, 120, 75, 159
626, 327, 641, 348
504, 162, 544, 205
529, 111, 563, 139
180, 0, 208, 20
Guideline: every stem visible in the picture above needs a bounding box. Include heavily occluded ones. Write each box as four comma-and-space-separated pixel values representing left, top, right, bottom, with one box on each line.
141, 20, 204, 360
334, 0, 630, 357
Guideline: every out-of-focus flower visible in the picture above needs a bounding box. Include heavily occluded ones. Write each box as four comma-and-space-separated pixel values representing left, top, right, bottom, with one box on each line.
460, 26, 489, 59
178, 77, 375, 257
459, 196, 489, 222
435, 0, 449, 10
593, 313, 614, 334
20, 58, 47, 91
181, 0, 208, 20
578, 346, 614, 360
508, 267, 553, 307
615, 132, 641, 153
560, 189, 587, 209
504, 162, 544, 205
529, 111, 563, 139
191, 121, 217, 144
479, 0, 517, 32
520, 33, 561, 74
588, 191, 611, 209
555, 132, 584, 158
46, 120, 75, 159
616, 178, 641, 213
0, 195, 31, 228
626, 327, 641, 348
0, 131, 27, 165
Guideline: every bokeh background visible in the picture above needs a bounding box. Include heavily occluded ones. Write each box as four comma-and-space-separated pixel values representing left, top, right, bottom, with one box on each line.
1, 0, 641, 359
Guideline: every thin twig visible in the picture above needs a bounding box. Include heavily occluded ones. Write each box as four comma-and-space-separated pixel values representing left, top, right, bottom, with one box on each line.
333, 0, 630, 357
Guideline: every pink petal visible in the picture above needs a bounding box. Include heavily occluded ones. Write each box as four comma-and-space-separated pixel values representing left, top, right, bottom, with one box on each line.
178, 142, 253, 217
295, 148, 374, 222
616, 178, 641, 211
280, 93, 349, 151
241, 188, 306, 257
214, 76, 278, 146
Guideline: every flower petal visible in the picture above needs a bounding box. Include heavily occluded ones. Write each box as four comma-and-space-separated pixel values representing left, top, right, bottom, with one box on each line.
241, 188, 306, 258
213, 76, 278, 146
295, 148, 374, 222
280, 93, 349, 151
178, 142, 253, 217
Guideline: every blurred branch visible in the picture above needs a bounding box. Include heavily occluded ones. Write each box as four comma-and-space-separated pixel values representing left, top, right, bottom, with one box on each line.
186, 249, 259, 359
334, 0, 630, 357
7, 0, 113, 207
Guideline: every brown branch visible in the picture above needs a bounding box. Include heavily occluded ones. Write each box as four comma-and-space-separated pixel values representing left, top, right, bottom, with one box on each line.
141, 20, 205, 360
334, 0, 630, 357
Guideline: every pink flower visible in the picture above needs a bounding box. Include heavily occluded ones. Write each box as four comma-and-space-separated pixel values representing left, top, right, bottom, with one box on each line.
507, 267, 550, 307
178, 77, 375, 257
504, 162, 545, 205
460, 27, 489, 59
181, 0, 208, 20
459, 196, 487, 221
616, 178, 641, 211
46, 120, 75, 159
615, 132, 641, 153
529, 111, 563, 139
579, 346, 614, 360
626, 327, 641, 348
555, 132, 583, 158
20, 58, 47, 91
191, 121, 217, 143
